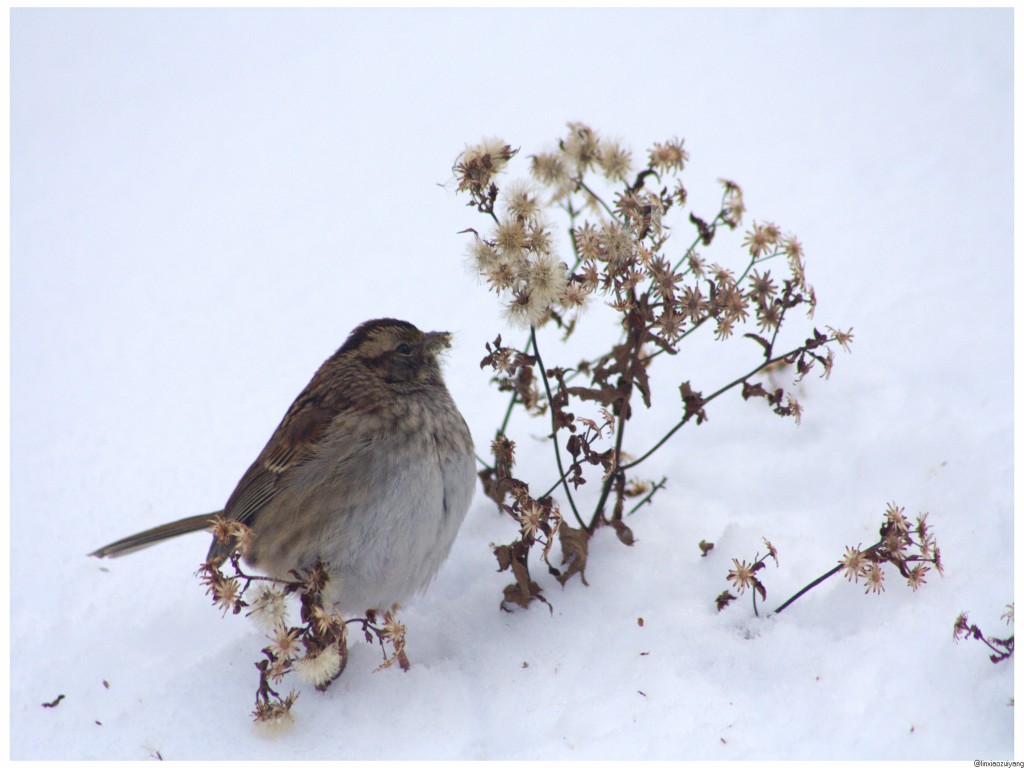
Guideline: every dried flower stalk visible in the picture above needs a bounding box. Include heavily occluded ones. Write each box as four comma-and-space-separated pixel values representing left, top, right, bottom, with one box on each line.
454, 123, 852, 609
197, 518, 410, 725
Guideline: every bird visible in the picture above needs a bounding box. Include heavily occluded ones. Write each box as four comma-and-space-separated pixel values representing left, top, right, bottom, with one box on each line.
90, 318, 476, 615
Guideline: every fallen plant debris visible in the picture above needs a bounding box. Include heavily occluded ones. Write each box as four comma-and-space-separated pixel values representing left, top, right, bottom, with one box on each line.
954, 604, 1014, 664
717, 503, 943, 616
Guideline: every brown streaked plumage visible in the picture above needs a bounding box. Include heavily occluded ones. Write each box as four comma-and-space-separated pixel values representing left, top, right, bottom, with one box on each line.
91, 318, 476, 613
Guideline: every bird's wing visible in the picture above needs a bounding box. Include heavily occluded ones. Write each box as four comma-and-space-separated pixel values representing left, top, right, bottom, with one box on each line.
222, 396, 346, 528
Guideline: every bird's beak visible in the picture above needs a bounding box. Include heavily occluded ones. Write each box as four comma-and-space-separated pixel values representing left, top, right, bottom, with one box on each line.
423, 331, 453, 355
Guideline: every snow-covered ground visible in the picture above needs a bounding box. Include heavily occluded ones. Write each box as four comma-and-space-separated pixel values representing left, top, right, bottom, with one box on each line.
10, 7, 1014, 760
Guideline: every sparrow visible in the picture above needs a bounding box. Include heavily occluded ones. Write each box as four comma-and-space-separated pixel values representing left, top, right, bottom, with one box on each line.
91, 318, 476, 614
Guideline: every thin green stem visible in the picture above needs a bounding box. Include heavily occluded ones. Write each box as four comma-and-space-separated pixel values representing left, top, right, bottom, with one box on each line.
670, 207, 729, 274
769, 563, 843, 616
670, 227, 712, 275
539, 471, 569, 502
620, 337, 841, 472
530, 326, 585, 529
737, 249, 785, 284
625, 477, 667, 517
577, 180, 620, 221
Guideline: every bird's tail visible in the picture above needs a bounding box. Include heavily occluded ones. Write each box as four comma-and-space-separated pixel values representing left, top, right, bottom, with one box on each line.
89, 511, 223, 558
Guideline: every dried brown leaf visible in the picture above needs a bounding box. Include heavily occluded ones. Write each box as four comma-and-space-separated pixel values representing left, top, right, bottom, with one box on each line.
501, 580, 550, 612
611, 519, 636, 547
555, 524, 591, 586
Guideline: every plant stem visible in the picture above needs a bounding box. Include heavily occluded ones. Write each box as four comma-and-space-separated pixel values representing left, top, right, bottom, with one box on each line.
770, 541, 882, 615
671, 227, 713, 274
590, 407, 628, 531
530, 326, 585, 529
625, 477, 667, 517
620, 338, 839, 472
769, 563, 843, 616
577, 180, 619, 221
589, 295, 644, 530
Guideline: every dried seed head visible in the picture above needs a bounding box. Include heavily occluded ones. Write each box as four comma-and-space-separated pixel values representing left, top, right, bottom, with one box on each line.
688, 251, 706, 278
727, 558, 755, 594
786, 393, 802, 425
719, 178, 745, 227
455, 138, 516, 194
648, 137, 688, 172
295, 644, 343, 688
518, 497, 544, 539
253, 693, 297, 732
679, 285, 707, 322
906, 563, 930, 591
782, 234, 804, 262
863, 562, 885, 594
884, 503, 911, 534
530, 151, 573, 200
828, 326, 855, 352
557, 280, 590, 311
710, 263, 736, 290
485, 260, 519, 294
505, 288, 546, 329
202, 568, 242, 615
742, 222, 780, 258
599, 139, 632, 182
655, 309, 686, 342
720, 285, 750, 324
270, 624, 303, 660
599, 221, 635, 266
501, 179, 542, 222
526, 221, 555, 256
562, 121, 601, 172
574, 222, 601, 260
468, 237, 500, 274
757, 302, 783, 334
309, 604, 346, 638
747, 269, 777, 306
247, 584, 289, 630
525, 253, 568, 306
494, 218, 529, 259
840, 545, 867, 582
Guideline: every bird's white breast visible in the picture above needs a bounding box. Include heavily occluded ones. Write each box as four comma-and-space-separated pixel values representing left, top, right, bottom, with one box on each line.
249, 393, 475, 614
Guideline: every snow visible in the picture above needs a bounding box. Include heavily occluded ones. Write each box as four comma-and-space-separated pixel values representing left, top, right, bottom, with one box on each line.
10, 6, 1014, 761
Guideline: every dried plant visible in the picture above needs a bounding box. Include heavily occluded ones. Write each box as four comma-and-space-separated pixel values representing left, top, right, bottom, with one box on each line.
453, 122, 852, 609
715, 503, 943, 616
714, 538, 779, 615
196, 518, 409, 726
954, 604, 1014, 664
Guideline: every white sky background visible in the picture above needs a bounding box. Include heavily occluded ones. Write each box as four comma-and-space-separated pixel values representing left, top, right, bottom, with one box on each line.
10, 7, 1014, 760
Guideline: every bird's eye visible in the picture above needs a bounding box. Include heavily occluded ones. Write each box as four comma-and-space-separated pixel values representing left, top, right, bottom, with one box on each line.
395, 342, 413, 356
